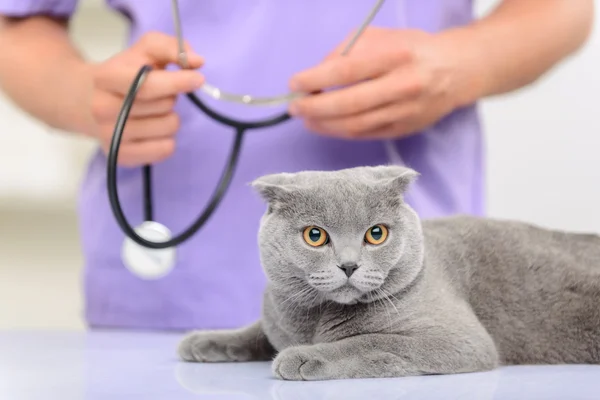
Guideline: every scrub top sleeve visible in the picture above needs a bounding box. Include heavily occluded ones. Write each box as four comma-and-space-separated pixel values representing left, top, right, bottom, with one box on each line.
0, 0, 78, 17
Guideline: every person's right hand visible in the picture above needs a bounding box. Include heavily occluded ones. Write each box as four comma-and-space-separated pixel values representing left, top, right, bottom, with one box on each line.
88, 31, 205, 167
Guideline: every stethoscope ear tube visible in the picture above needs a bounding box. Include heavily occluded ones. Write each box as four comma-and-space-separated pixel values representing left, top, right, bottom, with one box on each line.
107, 64, 268, 249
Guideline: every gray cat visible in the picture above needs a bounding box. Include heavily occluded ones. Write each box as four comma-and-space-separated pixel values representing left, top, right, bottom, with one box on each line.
178, 165, 600, 381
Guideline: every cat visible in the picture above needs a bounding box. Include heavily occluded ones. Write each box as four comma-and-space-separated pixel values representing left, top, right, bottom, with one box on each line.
178, 165, 600, 381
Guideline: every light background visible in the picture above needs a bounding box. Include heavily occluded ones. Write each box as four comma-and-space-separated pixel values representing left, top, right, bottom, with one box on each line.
0, 0, 598, 331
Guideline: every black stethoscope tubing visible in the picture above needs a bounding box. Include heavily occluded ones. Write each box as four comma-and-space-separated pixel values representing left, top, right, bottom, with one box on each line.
107, 64, 291, 249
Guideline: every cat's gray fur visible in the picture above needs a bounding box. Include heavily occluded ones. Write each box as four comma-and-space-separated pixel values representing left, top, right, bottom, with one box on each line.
178, 165, 600, 380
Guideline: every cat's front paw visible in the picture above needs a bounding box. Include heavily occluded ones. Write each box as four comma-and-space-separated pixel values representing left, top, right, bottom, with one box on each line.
178, 331, 253, 363
272, 346, 331, 381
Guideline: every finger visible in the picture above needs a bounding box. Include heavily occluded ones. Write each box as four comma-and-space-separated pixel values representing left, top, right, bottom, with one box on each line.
92, 91, 176, 122
100, 112, 180, 142
132, 31, 204, 69
128, 97, 176, 118
289, 55, 386, 94
303, 101, 419, 139
101, 138, 176, 167
289, 70, 422, 119
290, 47, 410, 93
99, 67, 204, 99
135, 69, 204, 100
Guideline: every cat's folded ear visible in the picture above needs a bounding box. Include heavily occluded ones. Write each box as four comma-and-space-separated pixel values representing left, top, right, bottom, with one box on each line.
250, 173, 296, 205
370, 165, 419, 194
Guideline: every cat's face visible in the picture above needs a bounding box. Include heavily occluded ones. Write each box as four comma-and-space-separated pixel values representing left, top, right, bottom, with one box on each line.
252, 165, 424, 306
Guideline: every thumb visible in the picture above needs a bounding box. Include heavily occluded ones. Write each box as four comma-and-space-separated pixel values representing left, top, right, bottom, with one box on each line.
132, 31, 204, 69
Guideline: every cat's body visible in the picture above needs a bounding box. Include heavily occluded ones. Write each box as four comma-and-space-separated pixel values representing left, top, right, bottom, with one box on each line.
179, 166, 600, 380
426, 217, 600, 365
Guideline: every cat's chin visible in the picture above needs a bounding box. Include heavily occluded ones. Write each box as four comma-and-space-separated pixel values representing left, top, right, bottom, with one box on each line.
325, 285, 363, 305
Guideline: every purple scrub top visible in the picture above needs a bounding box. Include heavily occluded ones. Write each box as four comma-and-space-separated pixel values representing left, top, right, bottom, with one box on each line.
1, 0, 484, 331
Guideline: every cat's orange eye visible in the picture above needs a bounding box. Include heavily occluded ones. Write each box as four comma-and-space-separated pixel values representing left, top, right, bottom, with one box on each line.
302, 226, 329, 247
364, 225, 388, 245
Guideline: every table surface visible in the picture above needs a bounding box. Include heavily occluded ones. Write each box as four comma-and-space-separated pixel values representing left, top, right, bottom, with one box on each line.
1, 331, 599, 400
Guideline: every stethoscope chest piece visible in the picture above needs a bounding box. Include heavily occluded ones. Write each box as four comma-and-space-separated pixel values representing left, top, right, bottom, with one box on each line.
121, 221, 176, 280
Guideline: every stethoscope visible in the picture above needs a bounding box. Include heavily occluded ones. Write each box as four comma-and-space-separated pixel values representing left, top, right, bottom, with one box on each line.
108, 0, 386, 278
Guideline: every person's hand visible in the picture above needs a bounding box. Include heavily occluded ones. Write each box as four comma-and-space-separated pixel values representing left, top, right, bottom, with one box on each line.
87, 32, 205, 167
287, 27, 473, 140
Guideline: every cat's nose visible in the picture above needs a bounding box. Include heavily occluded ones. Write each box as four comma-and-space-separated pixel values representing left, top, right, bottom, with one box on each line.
338, 263, 359, 278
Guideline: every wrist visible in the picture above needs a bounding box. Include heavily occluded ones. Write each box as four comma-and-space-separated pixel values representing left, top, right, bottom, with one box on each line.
58, 59, 98, 136
433, 25, 490, 109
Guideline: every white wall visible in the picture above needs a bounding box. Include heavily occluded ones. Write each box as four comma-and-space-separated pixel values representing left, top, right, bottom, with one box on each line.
475, 1, 600, 232
0, 0, 598, 330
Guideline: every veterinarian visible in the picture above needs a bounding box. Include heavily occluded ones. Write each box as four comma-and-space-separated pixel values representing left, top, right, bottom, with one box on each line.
0, 1, 593, 331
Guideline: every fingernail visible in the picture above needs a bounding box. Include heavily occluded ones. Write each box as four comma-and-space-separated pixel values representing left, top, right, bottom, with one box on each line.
189, 53, 204, 64
191, 74, 204, 88
289, 78, 301, 92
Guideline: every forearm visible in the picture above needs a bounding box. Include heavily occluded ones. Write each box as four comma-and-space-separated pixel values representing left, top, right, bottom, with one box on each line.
444, 0, 595, 107
0, 16, 95, 134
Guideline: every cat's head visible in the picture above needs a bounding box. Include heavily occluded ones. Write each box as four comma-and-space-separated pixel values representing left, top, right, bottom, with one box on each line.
251, 165, 424, 306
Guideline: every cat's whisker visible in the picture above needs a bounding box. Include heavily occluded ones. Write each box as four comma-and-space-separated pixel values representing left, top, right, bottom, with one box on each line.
366, 292, 378, 319
384, 291, 403, 306
309, 281, 336, 287
309, 272, 335, 278
318, 295, 324, 318
353, 279, 383, 289
377, 291, 393, 330
289, 287, 314, 306
378, 288, 402, 323
278, 285, 314, 311
276, 286, 319, 326
372, 294, 390, 330
273, 275, 307, 286
372, 288, 396, 330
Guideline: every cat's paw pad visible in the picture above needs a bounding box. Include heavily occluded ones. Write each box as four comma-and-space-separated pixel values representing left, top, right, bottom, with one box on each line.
178, 331, 252, 363
272, 346, 329, 381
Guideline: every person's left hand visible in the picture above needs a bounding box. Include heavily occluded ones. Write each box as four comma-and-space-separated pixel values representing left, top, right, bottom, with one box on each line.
288, 27, 472, 139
